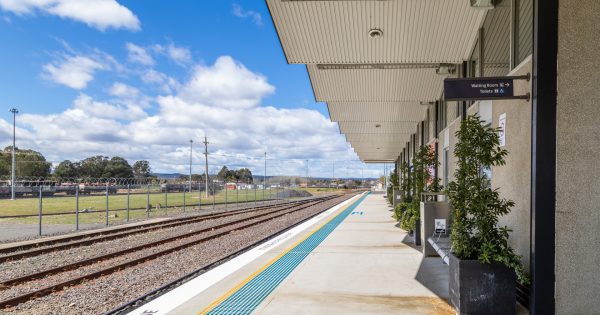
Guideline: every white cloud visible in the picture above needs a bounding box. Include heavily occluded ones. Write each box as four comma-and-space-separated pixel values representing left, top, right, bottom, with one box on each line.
42, 55, 107, 89
179, 56, 275, 109
72, 93, 146, 120
154, 43, 192, 65
0, 55, 383, 177
232, 3, 262, 26
109, 82, 139, 98
141, 69, 179, 93
0, 0, 140, 31
126, 43, 154, 66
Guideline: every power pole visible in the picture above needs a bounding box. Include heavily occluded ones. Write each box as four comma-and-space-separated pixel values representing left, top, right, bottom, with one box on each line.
305, 160, 309, 187
332, 160, 335, 189
189, 139, 193, 192
9, 108, 18, 201
203, 136, 209, 198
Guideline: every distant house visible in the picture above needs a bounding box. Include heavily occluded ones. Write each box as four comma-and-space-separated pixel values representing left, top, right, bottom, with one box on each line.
225, 182, 237, 190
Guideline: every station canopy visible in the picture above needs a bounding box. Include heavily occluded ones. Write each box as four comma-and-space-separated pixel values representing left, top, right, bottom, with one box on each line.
267, 0, 489, 163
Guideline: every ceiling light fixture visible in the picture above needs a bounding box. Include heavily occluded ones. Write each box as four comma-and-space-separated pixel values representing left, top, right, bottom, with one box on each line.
470, 0, 495, 9
368, 29, 383, 39
436, 64, 456, 75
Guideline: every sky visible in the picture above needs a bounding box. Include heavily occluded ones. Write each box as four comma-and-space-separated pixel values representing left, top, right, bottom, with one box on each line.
0, 0, 388, 178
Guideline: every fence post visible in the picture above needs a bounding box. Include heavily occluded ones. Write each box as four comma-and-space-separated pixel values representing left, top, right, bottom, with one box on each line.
164, 185, 168, 215
38, 186, 42, 236
126, 184, 130, 222
254, 186, 257, 208
146, 184, 150, 218
183, 186, 186, 213
198, 182, 201, 211
105, 183, 109, 226
75, 184, 79, 231
212, 180, 215, 210
225, 184, 228, 210
236, 182, 239, 205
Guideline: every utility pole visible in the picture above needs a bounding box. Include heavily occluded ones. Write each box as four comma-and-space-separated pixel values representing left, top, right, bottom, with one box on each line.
305, 160, 309, 187
203, 136, 209, 198
9, 108, 18, 200
332, 160, 335, 189
189, 139, 193, 192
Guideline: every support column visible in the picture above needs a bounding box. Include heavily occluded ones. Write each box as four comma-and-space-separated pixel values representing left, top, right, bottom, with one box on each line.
530, 0, 557, 313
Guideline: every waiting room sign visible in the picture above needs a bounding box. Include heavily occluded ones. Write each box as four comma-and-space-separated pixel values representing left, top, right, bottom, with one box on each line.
444, 75, 530, 101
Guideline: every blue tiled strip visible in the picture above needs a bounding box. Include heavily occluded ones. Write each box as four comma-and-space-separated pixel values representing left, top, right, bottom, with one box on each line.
204, 193, 369, 315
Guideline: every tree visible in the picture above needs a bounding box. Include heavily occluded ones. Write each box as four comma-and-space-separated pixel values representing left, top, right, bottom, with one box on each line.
400, 145, 438, 231
1, 146, 51, 178
54, 160, 79, 178
133, 160, 152, 178
235, 168, 253, 183
78, 156, 109, 178
105, 156, 133, 178
217, 166, 230, 181
445, 115, 528, 284
0, 151, 9, 176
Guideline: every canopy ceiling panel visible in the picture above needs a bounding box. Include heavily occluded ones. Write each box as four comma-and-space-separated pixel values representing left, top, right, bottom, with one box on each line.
353, 144, 404, 153
308, 65, 445, 102
339, 121, 417, 134
266, 0, 486, 64
328, 101, 426, 122
345, 133, 409, 142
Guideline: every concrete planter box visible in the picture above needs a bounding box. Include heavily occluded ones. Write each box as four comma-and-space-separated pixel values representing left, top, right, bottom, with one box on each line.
449, 253, 516, 315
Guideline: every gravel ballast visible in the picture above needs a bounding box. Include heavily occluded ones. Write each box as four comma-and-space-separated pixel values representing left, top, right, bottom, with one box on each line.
1, 194, 356, 315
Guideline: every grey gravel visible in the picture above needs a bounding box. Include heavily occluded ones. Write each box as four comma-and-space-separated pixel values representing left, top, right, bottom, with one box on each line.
0, 195, 353, 315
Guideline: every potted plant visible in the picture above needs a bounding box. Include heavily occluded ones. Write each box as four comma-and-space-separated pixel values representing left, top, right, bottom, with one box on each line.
445, 115, 528, 314
400, 145, 438, 236
393, 161, 412, 222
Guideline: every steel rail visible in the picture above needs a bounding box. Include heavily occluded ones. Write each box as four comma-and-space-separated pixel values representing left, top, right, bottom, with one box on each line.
0, 194, 352, 309
103, 193, 360, 315
0, 196, 336, 259
0, 197, 336, 287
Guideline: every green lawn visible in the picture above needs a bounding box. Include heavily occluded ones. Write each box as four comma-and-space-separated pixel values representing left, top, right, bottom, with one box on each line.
0, 187, 285, 225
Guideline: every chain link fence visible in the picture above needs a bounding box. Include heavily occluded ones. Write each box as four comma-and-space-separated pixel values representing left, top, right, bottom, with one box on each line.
0, 177, 298, 241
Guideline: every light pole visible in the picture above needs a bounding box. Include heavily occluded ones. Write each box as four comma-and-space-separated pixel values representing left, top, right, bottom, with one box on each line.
203, 137, 209, 198
305, 159, 309, 187
264, 152, 267, 191
189, 139, 193, 192
9, 108, 18, 200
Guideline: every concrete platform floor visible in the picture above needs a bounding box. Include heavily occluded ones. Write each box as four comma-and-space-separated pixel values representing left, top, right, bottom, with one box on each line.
169, 193, 453, 315
253, 193, 452, 315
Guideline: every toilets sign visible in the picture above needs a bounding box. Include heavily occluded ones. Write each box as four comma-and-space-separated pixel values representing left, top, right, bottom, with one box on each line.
444, 75, 530, 101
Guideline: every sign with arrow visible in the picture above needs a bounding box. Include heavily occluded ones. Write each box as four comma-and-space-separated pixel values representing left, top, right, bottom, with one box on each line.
444, 75, 530, 101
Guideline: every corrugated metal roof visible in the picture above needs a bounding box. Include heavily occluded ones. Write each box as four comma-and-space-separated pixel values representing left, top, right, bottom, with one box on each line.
328, 101, 427, 122
267, 0, 486, 64
346, 133, 409, 143
308, 65, 446, 102
339, 121, 417, 134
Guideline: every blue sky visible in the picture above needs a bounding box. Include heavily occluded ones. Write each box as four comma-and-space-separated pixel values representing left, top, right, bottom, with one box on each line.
0, 1, 386, 178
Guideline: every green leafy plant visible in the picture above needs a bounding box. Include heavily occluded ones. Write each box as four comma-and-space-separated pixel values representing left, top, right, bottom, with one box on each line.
445, 115, 529, 284
400, 145, 439, 231
387, 168, 399, 205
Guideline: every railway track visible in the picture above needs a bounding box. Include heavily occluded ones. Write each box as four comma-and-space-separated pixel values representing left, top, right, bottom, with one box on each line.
0, 193, 356, 310
0, 195, 336, 262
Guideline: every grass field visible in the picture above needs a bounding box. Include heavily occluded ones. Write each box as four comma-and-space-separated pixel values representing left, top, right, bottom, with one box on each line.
0, 187, 341, 226
0, 188, 285, 224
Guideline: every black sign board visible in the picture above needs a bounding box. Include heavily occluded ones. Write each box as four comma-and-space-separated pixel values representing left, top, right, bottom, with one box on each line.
444, 75, 529, 101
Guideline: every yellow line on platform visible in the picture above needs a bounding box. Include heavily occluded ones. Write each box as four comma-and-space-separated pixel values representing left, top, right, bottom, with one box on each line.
198, 196, 358, 315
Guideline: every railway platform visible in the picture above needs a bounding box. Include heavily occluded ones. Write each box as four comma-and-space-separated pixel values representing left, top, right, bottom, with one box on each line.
128, 192, 452, 315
